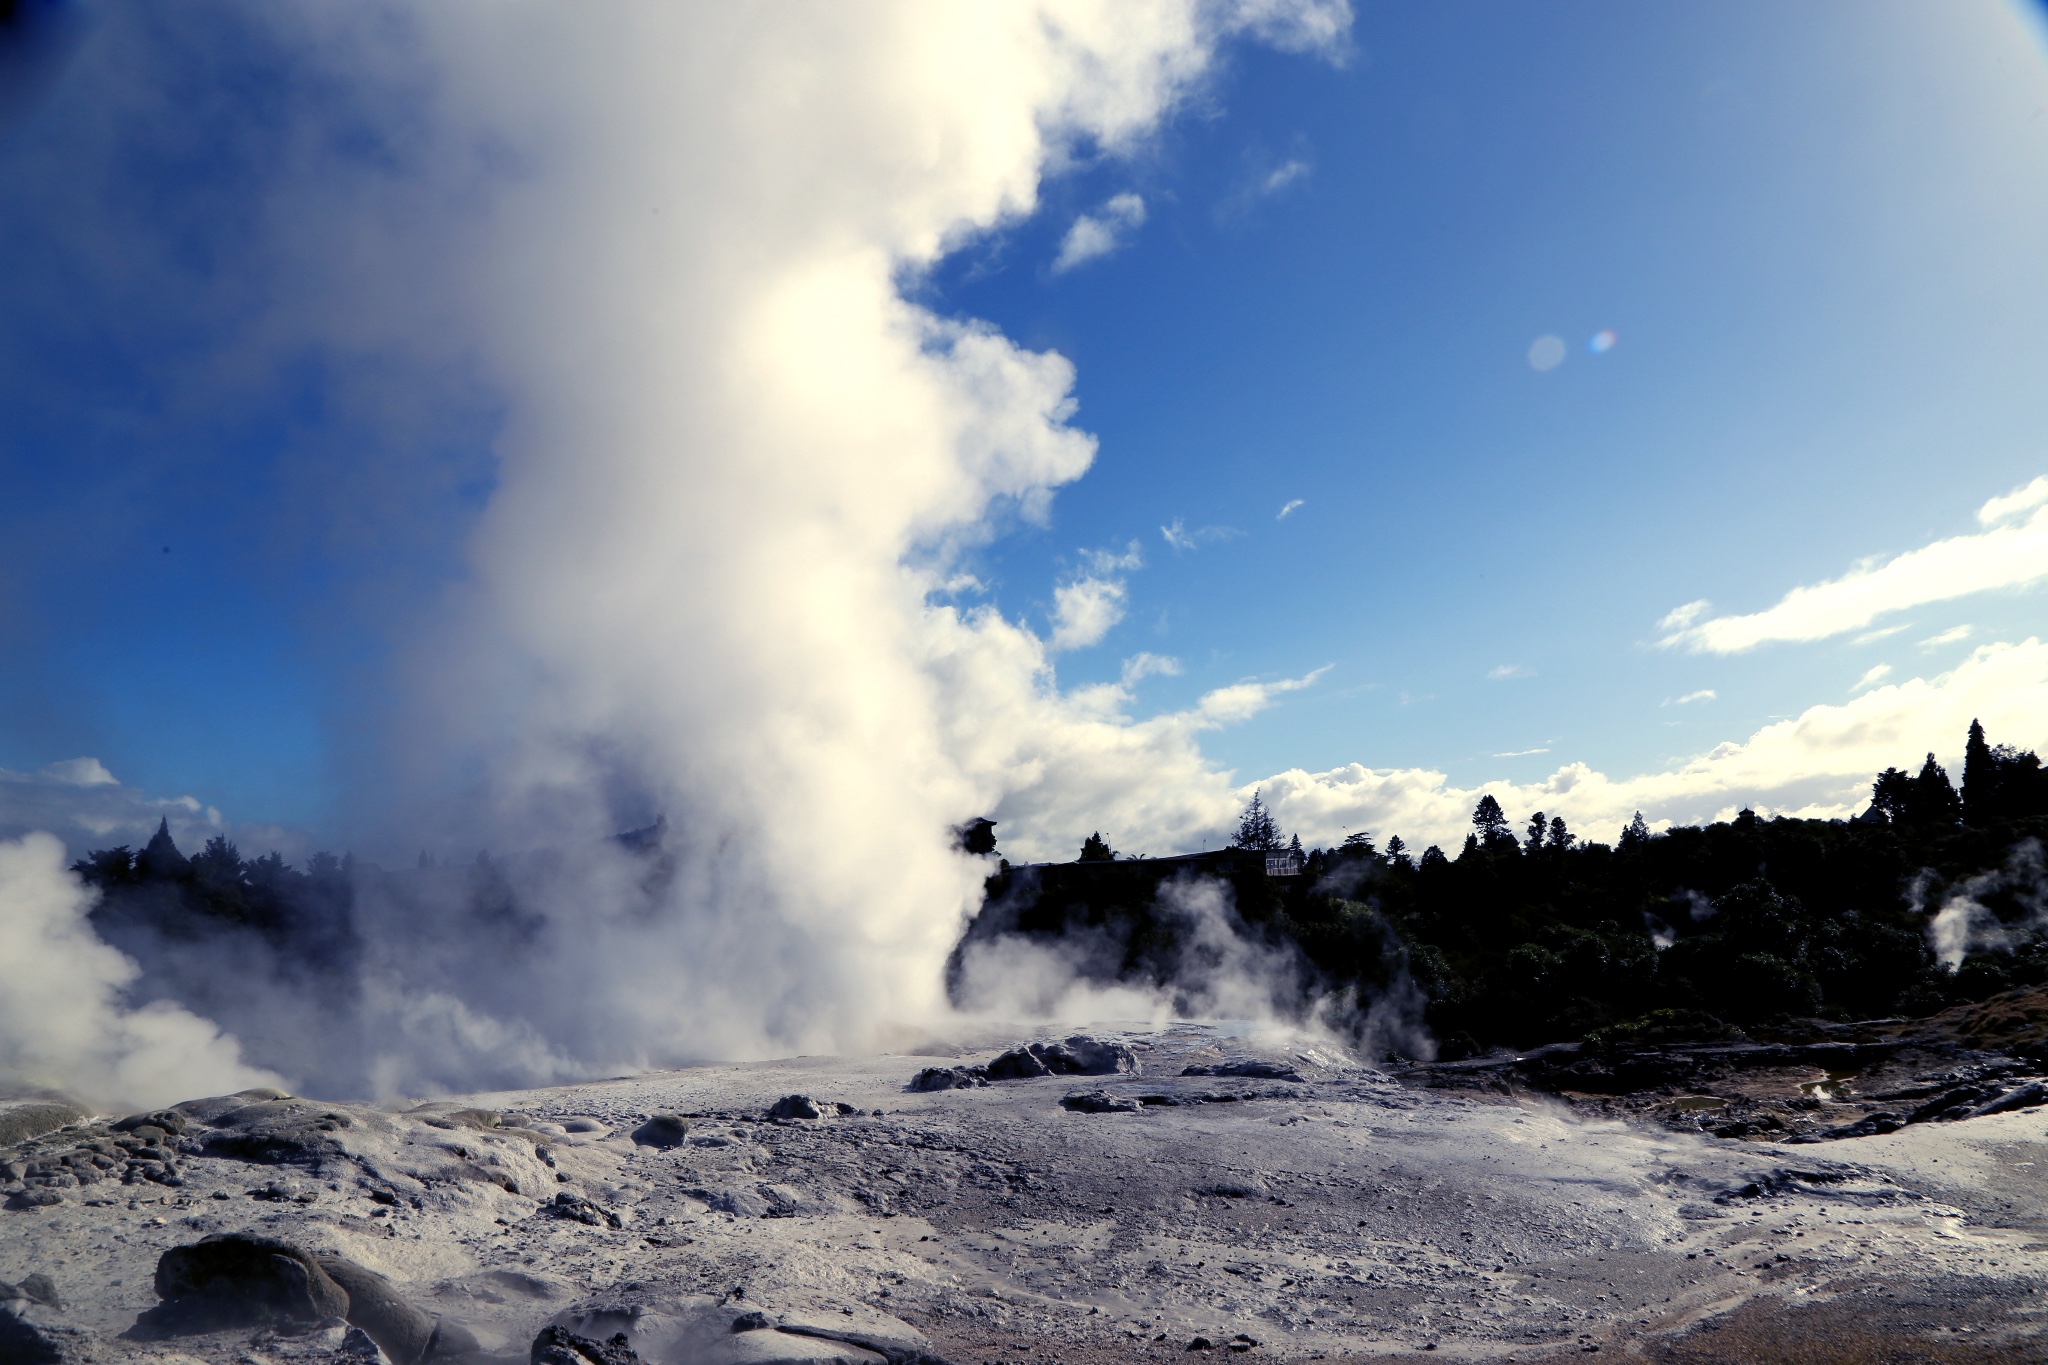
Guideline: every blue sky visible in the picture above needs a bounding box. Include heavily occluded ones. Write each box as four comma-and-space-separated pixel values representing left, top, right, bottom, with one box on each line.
2, 2, 2048, 860
940, 1, 2048, 792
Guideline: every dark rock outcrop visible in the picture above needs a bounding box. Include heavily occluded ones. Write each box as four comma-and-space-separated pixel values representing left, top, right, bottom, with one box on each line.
531, 1324, 641, 1365
987, 1036, 1138, 1080
907, 1066, 988, 1092
141, 1233, 350, 1333
629, 1115, 689, 1148
1061, 1090, 1144, 1114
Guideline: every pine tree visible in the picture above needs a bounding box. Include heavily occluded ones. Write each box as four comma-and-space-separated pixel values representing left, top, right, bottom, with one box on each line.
1525, 811, 1547, 852
1963, 718, 1994, 822
1471, 795, 1513, 848
1548, 815, 1573, 851
1234, 790, 1282, 851
1079, 831, 1116, 862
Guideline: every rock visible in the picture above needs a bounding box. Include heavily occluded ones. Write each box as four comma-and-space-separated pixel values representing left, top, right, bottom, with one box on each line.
0, 1273, 61, 1308
1187, 1336, 1214, 1350
1964, 1079, 2048, 1119
548, 1192, 623, 1228
4, 1188, 63, 1210
906, 1067, 987, 1093
631, 1115, 690, 1148
1180, 1061, 1303, 1082
1814, 1112, 1905, 1140
111, 1109, 189, 1136
531, 1324, 641, 1365
768, 1096, 832, 1121
0, 1305, 62, 1364
186, 1098, 368, 1166
1060, 1091, 1143, 1114
0, 1101, 87, 1147
172, 1087, 293, 1124
733, 1311, 775, 1333
314, 1254, 438, 1365
146, 1232, 351, 1332
988, 1036, 1138, 1080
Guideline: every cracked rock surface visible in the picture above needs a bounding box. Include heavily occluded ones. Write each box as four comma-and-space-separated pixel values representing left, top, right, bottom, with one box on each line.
2, 1024, 2045, 1362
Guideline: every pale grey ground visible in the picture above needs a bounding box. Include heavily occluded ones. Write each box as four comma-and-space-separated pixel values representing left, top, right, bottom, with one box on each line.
4, 1023, 2047, 1362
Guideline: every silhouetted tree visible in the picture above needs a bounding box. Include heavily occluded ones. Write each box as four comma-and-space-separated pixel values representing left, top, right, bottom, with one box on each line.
1525, 811, 1547, 853
1384, 835, 1409, 868
1235, 790, 1282, 851
1870, 767, 1911, 823
1618, 811, 1651, 850
1472, 795, 1514, 850
1547, 815, 1573, 851
1964, 719, 1995, 821
137, 818, 190, 880
1079, 831, 1116, 862
1904, 753, 1962, 828
1340, 831, 1377, 857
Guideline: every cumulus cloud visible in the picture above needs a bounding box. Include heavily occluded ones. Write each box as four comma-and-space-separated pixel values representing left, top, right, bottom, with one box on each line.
1659, 475, 2048, 653
1049, 576, 1130, 650
0, 833, 279, 1111
1121, 651, 1183, 686
1853, 663, 1892, 691
1234, 639, 2048, 853
1052, 191, 1147, 273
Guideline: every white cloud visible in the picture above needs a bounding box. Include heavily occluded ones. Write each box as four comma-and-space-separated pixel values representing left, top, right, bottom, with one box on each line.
1670, 689, 1716, 705
1853, 663, 1892, 691
1487, 663, 1530, 680
1048, 576, 1129, 650
1977, 474, 2048, 525
1120, 652, 1182, 686
1853, 624, 1909, 645
1160, 517, 1239, 550
1261, 158, 1310, 194
1921, 624, 1973, 649
1052, 192, 1147, 273
1660, 474, 2048, 653
0, 760, 223, 854
1239, 639, 2048, 853
1277, 498, 1304, 519
1493, 747, 1550, 758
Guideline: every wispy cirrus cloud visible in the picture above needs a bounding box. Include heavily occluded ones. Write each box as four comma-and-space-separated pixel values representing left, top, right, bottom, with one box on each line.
1160, 517, 1240, 550
1487, 663, 1531, 680
1277, 498, 1304, 519
1667, 689, 1716, 706
1921, 624, 1973, 649
1658, 475, 2048, 653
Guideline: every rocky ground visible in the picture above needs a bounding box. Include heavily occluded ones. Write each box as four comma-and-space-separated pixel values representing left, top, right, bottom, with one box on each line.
3, 1016, 2047, 1363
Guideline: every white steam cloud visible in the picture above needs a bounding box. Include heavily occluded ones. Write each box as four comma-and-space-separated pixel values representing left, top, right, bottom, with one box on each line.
0, 834, 278, 1111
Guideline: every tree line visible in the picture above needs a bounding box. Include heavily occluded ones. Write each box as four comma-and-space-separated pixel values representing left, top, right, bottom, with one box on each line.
1060, 720, 2048, 1055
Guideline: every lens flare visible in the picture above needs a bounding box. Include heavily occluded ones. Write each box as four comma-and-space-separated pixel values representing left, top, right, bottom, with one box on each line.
1589, 329, 1617, 354
1527, 335, 1566, 372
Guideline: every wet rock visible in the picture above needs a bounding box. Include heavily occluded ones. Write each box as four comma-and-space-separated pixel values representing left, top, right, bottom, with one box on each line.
631, 1115, 690, 1148
1181, 1061, 1303, 1082
1060, 1091, 1143, 1114
142, 1232, 351, 1334
906, 1067, 987, 1092
532, 1324, 641, 1365
0, 1305, 62, 1364
1963, 1079, 2048, 1119
988, 1036, 1138, 1080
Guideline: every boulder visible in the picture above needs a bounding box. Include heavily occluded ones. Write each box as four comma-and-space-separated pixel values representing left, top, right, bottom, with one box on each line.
1965, 1079, 2048, 1120
0, 1273, 60, 1308
111, 1109, 189, 1136
532, 1324, 642, 1365
988, 1036, 1138, 1081
0, 1305, 61, 1364
146, 1233, 350, 1331
631, 1115, 690, 1148
1061, 1091, 1144, 1114
314, 1255, 437, 1365
0, 1101, 87, 1148
1180, 1061, 1302, 1082
906, 1067, 987, 1092
185, 1098, 369, 1166
767, 1096, 853, 1121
